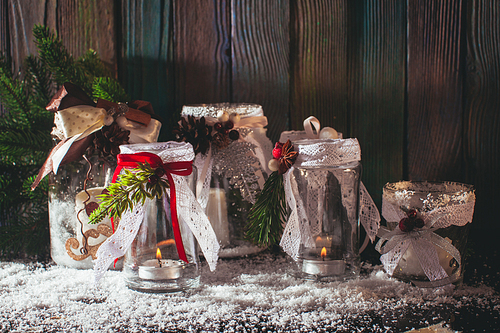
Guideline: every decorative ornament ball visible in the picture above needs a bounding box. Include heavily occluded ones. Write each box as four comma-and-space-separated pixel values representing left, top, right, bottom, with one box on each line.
104, 115, 115, 126
229, 129, 239, 140
229, 113, 241, 124
268, 158, 279, 172
154, 167, 165, 177
272, 147, 282, 159
319, 127, 338, 139
225, 120, 234, 129
399, 217, 414, 232
217, 110, 229, 122
116, 116, 128, 127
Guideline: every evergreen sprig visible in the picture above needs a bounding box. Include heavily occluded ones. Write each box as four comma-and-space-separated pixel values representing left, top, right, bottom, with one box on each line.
92, 77, 130, 103
89, 163, 170, 225
245, 171, 287, 247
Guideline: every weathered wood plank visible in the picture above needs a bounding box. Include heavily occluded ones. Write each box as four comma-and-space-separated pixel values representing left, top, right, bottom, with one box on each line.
56, 0, 116, 75
119, 0, 173, 140
465, 0, 500, 230
290, 0, 348, 134
407, 0, 464, 182
174, 0, 231, 110
231, 0, 290, 142
348, 0, 406, 206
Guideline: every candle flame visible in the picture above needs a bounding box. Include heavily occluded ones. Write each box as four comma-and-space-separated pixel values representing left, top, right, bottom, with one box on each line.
321, 247, 327, 258
156, 248, 162, 260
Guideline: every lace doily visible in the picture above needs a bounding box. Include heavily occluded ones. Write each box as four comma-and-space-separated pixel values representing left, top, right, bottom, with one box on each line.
94, 142, 219, 282
182, 103, 263, 119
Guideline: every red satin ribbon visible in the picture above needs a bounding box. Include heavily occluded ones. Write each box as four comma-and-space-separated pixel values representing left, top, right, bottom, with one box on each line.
111, 152, 193, 263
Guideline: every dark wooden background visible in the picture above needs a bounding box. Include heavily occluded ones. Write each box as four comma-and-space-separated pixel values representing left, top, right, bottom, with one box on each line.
1, 0, 498, 252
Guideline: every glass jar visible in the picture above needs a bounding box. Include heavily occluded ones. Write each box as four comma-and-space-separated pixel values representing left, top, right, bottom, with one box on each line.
48, 154, 116, 269
181, 103, 273, 257
119, 142, 202, 293
280, 138, 363, 281
379, 181, 475, 287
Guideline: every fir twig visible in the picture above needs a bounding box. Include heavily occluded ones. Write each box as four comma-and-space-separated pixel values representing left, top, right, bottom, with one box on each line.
89, 163, 169, 224
92, 77, 130, 103
245, 171, 287, 247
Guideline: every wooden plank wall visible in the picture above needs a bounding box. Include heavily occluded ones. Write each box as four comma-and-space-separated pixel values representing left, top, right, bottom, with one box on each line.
1, 0, 498, 239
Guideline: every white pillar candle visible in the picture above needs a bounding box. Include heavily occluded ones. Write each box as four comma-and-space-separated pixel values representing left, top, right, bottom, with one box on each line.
206, 188, 230, 247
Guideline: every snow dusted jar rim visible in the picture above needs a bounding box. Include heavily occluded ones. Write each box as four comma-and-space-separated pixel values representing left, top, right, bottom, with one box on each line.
119, 141, 195, 163
383, 181, 475, 213
181, 103, 264, 118
292, 138, 361, 168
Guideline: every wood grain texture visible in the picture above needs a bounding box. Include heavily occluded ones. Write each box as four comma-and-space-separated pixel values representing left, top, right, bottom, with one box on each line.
465, 0, 500, 230
290, 0, 348, 134
231, 0, 290, 142
119, 0, 173, 140
348, 0, 406, 205
407, 0, 464, 181
174, 0, 231, 108
56, 0, 116, 75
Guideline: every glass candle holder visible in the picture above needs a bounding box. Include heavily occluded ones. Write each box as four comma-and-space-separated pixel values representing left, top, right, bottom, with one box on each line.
180, 103, 273, 257
280, 138, 364, 281
119, 142, 202, 293
48, 154, 116, 269
379, 181, 475, 287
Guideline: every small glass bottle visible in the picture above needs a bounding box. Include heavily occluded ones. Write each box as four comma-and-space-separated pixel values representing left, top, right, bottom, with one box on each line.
120, 142, 201, 293
48, 154, 115, 269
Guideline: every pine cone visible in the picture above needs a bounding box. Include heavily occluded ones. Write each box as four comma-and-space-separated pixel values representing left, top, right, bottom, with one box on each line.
212, 132, 231, 150
173, 116, 212, 154
92, 122, 130, 157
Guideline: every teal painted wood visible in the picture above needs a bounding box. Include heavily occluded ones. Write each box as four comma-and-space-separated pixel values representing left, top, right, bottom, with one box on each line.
174, 0, 231, 108
119, 0, 173, 141
465, 0, 500, 230
290, 0, 349, 134
348, 0, 406, 207
407, 0, 465, 182
231, 0, 290, 142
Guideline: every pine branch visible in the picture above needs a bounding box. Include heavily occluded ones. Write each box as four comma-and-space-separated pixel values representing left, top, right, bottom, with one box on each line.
25, 55, 53, 108
245, 171, 287, 247
92, 77, 130, 103
89, 163, 169, 224
78, 49, 112, 79
0, 56, 30, 127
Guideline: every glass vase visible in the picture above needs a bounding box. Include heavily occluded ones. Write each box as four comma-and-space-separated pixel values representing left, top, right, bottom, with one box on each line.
380, 181, 475, 287
48, 154, 116, 269
181, 103, 273, 257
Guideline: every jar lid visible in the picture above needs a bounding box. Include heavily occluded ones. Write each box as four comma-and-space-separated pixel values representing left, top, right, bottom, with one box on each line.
119, 141, 195, 163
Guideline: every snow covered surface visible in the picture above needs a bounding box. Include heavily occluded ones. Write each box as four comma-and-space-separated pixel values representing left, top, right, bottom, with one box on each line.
1, 253, 498, 332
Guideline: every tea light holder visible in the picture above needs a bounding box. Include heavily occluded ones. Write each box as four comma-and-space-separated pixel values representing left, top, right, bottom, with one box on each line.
376, 181, 475, 287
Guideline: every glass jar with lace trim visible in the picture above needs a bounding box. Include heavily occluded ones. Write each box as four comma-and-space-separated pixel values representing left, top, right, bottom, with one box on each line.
48, 153, 117, 269
180, 103, 273, 257
377, 181, 475, 287
279, 138, 363, 281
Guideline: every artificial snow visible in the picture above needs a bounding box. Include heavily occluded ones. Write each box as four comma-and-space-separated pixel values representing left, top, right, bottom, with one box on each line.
0, 254, 498, 332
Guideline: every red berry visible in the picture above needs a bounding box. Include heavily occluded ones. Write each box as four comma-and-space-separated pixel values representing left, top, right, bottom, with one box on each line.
155, 167, 165, 177
274, 142, 284, 150
407, 209, 417, 219
272, 148, 282, 159
224, 120, 234, 129
214, 122, 223, 131
399, 217, 414, 232
148, 175, 159, 184
414, 218, 425, 228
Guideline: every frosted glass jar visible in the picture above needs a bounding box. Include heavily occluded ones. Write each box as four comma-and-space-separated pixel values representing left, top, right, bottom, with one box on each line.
181, 103, 273, 257
48, 154, 116, 269
379, 181, 475, 287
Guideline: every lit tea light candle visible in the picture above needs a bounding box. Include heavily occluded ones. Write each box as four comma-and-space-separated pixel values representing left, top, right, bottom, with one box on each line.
302, 246, 345, 276
138, 248, 183, 280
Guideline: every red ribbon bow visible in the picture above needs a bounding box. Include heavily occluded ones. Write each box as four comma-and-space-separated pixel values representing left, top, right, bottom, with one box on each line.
112, 152, 193, 263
